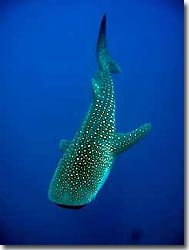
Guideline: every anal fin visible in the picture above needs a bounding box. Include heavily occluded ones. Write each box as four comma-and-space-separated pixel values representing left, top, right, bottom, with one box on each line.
109, 58, 121, 74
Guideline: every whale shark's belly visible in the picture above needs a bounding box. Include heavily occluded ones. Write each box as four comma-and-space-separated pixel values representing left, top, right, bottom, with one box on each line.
48, 142, 114, 206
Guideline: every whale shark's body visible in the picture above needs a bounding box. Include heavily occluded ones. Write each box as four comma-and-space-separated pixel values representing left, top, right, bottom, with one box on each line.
48, 14, 151, 208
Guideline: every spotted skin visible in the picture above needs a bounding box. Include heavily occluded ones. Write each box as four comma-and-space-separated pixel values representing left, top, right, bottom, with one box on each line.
48, 14, 152, 207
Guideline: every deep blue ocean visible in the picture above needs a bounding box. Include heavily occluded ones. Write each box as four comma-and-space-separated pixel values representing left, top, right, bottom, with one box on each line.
0, 0, 184, 245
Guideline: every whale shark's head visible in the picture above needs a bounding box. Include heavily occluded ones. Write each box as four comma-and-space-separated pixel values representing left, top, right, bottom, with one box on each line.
48, 143, 113, 208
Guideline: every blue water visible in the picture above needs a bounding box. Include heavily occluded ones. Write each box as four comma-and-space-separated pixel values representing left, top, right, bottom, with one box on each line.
0, 0, 184, 245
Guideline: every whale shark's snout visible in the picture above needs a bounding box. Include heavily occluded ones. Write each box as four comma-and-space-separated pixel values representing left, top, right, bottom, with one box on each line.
56, 203, 86, 209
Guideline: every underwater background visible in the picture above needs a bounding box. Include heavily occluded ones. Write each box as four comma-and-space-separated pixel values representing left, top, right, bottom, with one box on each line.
0, 0, 184, 245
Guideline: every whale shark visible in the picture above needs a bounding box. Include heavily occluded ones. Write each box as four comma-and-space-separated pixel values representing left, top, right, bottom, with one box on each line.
48, 14, 152, 209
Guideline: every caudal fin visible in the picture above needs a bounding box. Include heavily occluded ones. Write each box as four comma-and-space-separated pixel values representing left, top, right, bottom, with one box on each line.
97, 14, 121, 74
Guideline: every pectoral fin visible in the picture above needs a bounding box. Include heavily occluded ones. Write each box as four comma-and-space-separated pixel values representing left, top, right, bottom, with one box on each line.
59, 139, 71, 152
112, 123, 152, 155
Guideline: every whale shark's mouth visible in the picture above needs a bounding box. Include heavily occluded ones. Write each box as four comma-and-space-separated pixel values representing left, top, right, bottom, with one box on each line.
56, 203, 86, 209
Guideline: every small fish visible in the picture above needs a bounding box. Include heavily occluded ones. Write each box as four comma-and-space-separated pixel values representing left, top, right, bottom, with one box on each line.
48, 14, 152, 209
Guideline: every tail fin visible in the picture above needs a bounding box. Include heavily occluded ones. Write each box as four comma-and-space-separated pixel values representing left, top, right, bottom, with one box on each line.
97, 14, 121, 74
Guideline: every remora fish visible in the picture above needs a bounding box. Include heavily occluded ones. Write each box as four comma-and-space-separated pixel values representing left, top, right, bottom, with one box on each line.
48, 14, 152, 209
